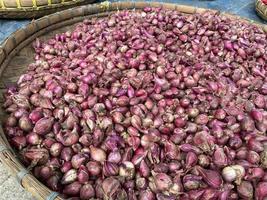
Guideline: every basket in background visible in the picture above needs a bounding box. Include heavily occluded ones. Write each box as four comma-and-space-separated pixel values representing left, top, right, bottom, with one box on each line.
255, 0, 267, 21
0, 0, 95, 18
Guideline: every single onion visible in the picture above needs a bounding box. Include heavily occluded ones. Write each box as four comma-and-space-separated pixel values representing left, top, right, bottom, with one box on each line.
237, 181, 254, 199
90, 146, 106, 162
119, 161, 135, 180
222, 165, 245, 184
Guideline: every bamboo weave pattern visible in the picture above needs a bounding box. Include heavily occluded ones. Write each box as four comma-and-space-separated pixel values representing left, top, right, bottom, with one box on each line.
0, 0, 83, 9
256, 0, 267, 20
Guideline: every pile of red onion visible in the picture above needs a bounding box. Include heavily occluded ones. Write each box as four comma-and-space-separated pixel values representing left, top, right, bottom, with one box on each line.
3, 7, 267, 200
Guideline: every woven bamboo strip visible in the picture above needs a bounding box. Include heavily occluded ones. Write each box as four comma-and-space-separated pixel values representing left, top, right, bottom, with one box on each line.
0, 2, 266, 200
0, 0, 93, 18
0, 0, 5, 8
16, 0, 21, 8
32, 0, 37, 8
256, 0, 267, 21
1, 0, 82, 8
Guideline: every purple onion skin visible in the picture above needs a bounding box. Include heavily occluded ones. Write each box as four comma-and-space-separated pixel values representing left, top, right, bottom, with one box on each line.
237, 181, 253, 199
255, 182, 267, 200
80, 183, 95, 199
196, 166, 223, 189
139, 190, 155, 200
33, 117, 54, 135
63, 181, 82, 196
46, 175, 60, 191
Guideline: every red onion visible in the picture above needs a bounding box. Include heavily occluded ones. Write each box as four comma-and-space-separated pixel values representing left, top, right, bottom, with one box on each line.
222, 165, 245, 184
5, 115, 17, 127
19, 116, 33, 132
10, 136, 26, 150
26, 132, 41, 145
13, 108, 28, 119
245, 167, 264, 181
78, 134, 92, 147
23, 147, 49, 165
213, 147, 228, 168
141, 134, 159, 148
174, 117, 186, 128
50, 142, 63, 157
80, 183, 95, 199
260, 150, 267, 168
12, 94, 31, 109
57, 129, 79, 146
164, 141, 179, 160
195, 114, 209, 125
77, 166, 89, 184
196, 166, 222, 188
119, 161, 135, 179
241, 117, 255, 132
107, 150, 121, 163
139, 160, 150, 178
102, 177, 121, 198
33, 117, 54, 135
61, 147, 74, 162
247, 138, 264, 152
103, 161, 119, 176
61, 162, 72, 173
185, 152, 198, 168
247, 150, 260, 164
42, 138, 55, 148
201, 188, 219, 200
188, 189, 205, 200
63, 181, 82, 196
71, 154, 88, 169
193, 131, 215, 152
180, 144, 202, 154
90, 146, 106, 162
255, 182, 267, 200
154, 163, 169, 173
139, 190, 155, 200
29, 109, 43, 123
71, 143, 82, 153
86, 161, 101, 176
187, 108, 200, 118
61, 169, 77, 185
236, 148, 248, 160
153, 173, 172, 192
183, 174, 203, 190
237, 181, 253, 199
136, 176, 148, 190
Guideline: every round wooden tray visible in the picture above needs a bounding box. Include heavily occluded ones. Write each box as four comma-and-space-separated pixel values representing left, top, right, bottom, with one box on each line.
0, 1, 266, 200
256, 0, 267, 21
0, 0, 95, 19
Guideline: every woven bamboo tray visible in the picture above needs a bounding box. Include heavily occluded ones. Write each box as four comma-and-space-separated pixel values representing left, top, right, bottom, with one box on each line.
256, 0, 267, 21
0, 2, 266, 200
0, 0, 95, 18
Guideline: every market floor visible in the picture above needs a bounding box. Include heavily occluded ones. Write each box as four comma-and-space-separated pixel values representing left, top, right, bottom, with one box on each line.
0, 162, 34, 200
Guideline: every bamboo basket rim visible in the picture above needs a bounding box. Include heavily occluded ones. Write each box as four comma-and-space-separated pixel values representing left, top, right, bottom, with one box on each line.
0, 0, 85, 11
255, 0, 267, 21
0, 0, 95, 19
0, 2, 266, 200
